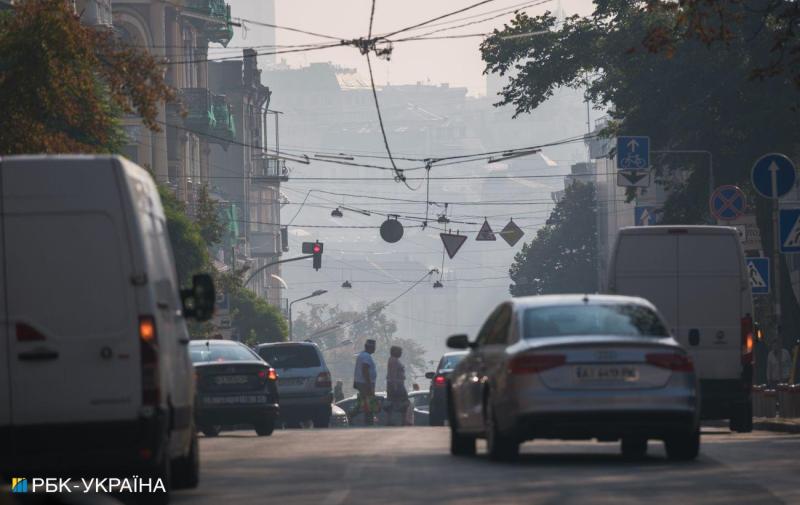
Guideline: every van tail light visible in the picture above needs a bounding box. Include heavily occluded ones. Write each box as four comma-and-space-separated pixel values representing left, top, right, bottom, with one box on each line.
315, 371, 332, 388
434, 375, 447, 387
139, 316, 160, 406
646, 352, 694, 372
741, 315, 754, 365
509, 354, 566, 374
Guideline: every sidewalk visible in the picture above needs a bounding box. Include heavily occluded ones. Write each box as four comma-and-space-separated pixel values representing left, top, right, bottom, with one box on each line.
704, 418, 800, 434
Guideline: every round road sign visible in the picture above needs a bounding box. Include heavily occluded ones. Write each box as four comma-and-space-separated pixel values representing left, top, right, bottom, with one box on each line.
751, 153, 796, 199
709, 185, 747, 221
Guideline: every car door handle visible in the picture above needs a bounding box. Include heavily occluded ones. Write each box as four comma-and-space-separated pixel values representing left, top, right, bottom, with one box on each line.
18, 348, 59, 361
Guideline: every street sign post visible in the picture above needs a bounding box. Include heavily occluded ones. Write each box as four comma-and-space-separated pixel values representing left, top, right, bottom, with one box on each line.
475, 219, 496, 241
709, 185, 746, 221
616, 136, 650, 170
746, 258, 770, 295
634, 206, 658, 226
499, 219, 524, 246
440, 232, 467, 259
779, 208, 800, 253
617, 170, 651, 188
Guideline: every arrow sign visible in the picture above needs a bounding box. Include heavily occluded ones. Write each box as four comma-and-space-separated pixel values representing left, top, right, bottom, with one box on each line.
617, 170, 650, 188
627, 138, 639, 152
440, 232, 467, 259
752, 153, 796, 199
499, 219, 524, 246
616, 136, 650, 170
475, 219, 496, 241
635, 206, 658, 226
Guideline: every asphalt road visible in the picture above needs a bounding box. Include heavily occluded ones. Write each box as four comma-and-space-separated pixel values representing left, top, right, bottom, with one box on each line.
170, 427, 800, 505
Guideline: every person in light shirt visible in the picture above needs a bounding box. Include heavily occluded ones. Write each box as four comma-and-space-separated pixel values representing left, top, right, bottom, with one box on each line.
353, 339, 377, 425
387, 345, 410, 426
767, 339, 792, 386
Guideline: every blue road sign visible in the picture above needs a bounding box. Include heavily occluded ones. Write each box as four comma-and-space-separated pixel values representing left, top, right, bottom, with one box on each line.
635, 206, 658, 226
709, 185, 746, 221
617, 136, 650, 170
746, 258, 770, 295
779, 208, 800, 253
752, 153, 796, 199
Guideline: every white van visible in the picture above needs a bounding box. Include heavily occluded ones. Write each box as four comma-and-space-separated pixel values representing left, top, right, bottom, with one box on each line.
0, 155, 215, 500
608, 226, 754, 432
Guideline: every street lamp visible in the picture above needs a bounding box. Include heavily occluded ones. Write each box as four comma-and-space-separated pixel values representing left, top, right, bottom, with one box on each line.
289, 289, 327, 341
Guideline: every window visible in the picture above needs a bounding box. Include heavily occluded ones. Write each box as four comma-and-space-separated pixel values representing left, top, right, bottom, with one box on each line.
522, 304, 669, 340
437, 353, 466, 372
487, 305, 512, 345
189, 343, 261, 363
258, 345, 321, 369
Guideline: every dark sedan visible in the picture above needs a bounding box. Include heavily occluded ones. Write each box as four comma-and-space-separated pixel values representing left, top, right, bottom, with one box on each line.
190, 340, 280, 437
426, 351, 468, 426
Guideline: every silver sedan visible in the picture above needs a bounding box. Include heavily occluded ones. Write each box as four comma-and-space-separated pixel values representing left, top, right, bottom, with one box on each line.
447, 294, 700, 461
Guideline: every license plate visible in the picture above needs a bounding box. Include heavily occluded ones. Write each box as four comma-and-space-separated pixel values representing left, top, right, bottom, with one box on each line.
574, 365, 639, 382
203, 395, 267, 405
214, 375, 249, 385
279, 378, 306, 386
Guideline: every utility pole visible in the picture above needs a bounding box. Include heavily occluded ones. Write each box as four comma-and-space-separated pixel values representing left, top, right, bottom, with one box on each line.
289, 290, 327, 341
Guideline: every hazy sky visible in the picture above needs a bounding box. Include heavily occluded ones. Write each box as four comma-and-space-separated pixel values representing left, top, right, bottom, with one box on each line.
227, 0, 595, 95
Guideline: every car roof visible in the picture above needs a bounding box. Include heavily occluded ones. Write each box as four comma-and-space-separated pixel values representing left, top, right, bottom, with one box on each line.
510, 294, 656, 311
441, 351, 468, 358
190, 339, 244, 346
256, 341, 319, 349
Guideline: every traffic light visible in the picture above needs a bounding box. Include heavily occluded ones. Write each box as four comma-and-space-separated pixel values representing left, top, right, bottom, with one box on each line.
302, 241, 323, 270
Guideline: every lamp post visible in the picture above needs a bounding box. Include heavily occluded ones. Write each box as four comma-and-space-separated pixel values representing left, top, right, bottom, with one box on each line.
289, 289, 327, 341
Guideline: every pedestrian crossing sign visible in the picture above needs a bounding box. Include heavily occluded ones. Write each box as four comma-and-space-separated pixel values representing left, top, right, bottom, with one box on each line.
779, 208, 800, 253
746, 258, 769, 295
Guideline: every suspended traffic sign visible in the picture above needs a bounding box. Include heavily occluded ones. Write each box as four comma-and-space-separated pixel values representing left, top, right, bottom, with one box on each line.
440, 232, 467, 259
380, 216, 404, 243
709, 185, 746, 221
499, 219, 524, 246
475, 219, 496, 241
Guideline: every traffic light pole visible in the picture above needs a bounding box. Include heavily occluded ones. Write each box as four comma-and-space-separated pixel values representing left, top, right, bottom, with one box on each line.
243, 254, 314, 288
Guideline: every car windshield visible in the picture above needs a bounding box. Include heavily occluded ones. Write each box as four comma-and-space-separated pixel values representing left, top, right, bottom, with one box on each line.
523, 304, 669, 339
438, 354, 465, 371
258, 345, 321, 369
189, 343, 260, 363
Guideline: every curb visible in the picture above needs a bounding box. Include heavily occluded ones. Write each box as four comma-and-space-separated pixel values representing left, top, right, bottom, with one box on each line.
703, 419, 800, 434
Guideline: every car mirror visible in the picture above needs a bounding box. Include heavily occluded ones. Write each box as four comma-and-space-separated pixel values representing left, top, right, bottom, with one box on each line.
446, 334, 470, 349
181, 274, 215, 322
425, 372, 435, 380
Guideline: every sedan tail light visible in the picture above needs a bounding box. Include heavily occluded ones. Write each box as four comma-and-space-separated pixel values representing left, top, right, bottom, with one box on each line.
316, 371, 332, 388
257, 368, 278, 385
433, 375, 446, 386
646, 352, 694, 372
509, 354, 566, 374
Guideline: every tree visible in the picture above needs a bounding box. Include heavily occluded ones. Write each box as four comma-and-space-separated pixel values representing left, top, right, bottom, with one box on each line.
481, 1, 800, 342
509, 182, 597, 296
212, 269, 288, 345
159, 184, 210, 286
0, 0, 173, 153
195, 184, 226, 246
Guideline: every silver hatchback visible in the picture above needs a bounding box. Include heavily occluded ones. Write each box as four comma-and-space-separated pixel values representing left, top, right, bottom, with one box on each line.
447, 295, 700, 461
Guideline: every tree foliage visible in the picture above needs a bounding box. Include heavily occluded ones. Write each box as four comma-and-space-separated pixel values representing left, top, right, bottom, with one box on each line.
195, 184, 226, 246
158, 184, 209, 286
509, 182, 598, 296
213, 269, 288, 345
0, 0, 174, 153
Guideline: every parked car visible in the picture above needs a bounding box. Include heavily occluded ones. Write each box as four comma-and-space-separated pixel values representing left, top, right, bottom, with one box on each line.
190, 340, 279, 437
256, 342, 333, 428
408, 390, 431, 426
447, 295, 700, 462
336, 392, 389, 426
330, 404, 350, 427
0, 155, 215, 502
609, 225, 754, 432
426, 351, 468, 425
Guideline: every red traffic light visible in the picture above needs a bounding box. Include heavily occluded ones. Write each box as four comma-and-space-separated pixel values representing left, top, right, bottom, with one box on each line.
312, 244, 322, 254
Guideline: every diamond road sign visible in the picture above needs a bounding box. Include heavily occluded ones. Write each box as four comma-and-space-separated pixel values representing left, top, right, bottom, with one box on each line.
499, 219, 524, 247
779, 208, 800, 253
746, 258, 770, 295
616, 136, 650, 170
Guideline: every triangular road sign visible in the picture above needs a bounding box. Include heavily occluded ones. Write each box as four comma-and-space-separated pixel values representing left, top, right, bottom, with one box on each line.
476, 219, 496, 241
617, 170, 650, 188
440, 232, 467, 259
499, 219, 524, 246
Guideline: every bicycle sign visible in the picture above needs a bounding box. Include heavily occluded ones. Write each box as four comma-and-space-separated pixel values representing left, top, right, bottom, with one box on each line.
616, 136, 650, 171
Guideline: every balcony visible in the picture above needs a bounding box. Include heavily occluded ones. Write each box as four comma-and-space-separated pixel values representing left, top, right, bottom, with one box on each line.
252, 157, 289, 184
186, 0, 234, 47
181, 88, 216, 135
210, 94, 236, 148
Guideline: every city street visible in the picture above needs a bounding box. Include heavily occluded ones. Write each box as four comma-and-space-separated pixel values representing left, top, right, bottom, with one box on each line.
173, 427, 800, 505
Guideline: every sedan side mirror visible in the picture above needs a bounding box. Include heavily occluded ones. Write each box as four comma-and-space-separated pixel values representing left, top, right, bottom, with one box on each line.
181, 274, 216, 322
446, 334, 470, 349
425, 372, 435, 380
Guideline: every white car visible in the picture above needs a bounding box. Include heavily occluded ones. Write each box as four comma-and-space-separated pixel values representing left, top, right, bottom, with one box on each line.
447, 295, 699, 461
0, 155, 214, 503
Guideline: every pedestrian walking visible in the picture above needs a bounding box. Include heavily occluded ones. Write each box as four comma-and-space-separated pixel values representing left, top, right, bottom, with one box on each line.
767, 339, 792, 386
386, 345, 410, 426
353, 339, 377, 425
333, 380, 344, 403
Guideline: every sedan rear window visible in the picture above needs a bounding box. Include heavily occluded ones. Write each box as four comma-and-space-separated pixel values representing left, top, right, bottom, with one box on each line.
190, 343, 260, 363
258, 345, 321, 369
523, 304, 669, 339
438, 354, 465, 371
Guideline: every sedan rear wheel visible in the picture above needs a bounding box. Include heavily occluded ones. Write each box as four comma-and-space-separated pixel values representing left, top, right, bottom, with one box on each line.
200, 424, 221, 437
254, 418, 275, 436
485, 399, 519, 462
621, 437, 648, 460
664, 430, 700, 461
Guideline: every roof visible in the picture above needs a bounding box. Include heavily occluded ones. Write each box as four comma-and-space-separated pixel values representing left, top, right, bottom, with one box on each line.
510, 294, 655, 310
189, 339, 243, 346
256, 341, 319, 348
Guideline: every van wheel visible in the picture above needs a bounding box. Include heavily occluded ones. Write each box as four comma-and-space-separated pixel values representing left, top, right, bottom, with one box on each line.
172, 431, 199, 489
200, 425, 221, 437
254, 418, 275, 436
665, 430, 700, 461
730, 403, 753, 433
621, 437, 648, 460
485, 399, 519, 462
